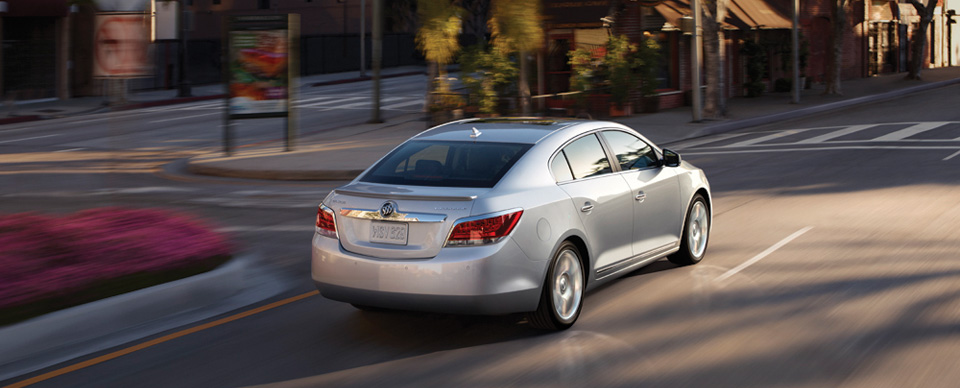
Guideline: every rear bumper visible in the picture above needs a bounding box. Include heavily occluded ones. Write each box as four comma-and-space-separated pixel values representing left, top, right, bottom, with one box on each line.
311, 233, 545, 315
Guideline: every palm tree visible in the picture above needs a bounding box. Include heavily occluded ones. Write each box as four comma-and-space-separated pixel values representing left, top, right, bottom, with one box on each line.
416, 0, 464, 109
489, 0, 543, 115
700, 0, 728, 118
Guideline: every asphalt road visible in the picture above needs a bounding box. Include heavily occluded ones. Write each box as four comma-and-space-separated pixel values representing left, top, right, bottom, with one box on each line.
3, 83, 960, 387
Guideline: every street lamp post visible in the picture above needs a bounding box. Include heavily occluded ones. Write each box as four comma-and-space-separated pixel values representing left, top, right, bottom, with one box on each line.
177, 0, 191, 97
791, 0, 800, 104
361, 0, 366, 78
691, 0, 702, 122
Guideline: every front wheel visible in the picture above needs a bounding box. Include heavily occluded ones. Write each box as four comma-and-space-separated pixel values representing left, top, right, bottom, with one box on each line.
528, 241, 584, 330
668, 194, 710, 266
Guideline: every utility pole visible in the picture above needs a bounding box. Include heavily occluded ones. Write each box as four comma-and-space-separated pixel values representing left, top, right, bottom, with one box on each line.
791, 0, 800, 104
178, 0, 191, 97
691, 0, 702, 122
368, 0, 383, 123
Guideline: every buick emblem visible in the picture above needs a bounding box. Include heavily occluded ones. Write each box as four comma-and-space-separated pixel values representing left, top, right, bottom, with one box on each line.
379, 201, 397, 218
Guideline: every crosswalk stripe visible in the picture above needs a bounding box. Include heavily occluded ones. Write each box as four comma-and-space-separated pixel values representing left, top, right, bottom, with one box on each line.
873, 122, 950, 141
795, 124, 877, 144
724, 130, 799, 147
382, 99, 424, 110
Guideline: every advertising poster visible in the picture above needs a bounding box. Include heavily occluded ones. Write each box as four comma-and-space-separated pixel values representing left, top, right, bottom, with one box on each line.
94, 12, 153, 78
228, 29, 289, 115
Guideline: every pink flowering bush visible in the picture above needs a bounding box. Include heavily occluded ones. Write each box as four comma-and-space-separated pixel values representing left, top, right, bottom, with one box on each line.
0, 208, 232, 318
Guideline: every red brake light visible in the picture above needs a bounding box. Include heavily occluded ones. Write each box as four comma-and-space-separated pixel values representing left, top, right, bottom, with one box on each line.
446, 210, 523, 246
316, 204, 338, 238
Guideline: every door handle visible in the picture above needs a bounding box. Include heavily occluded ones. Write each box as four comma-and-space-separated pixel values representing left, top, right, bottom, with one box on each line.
635, 191, 646, 202
581, 202, 594, 212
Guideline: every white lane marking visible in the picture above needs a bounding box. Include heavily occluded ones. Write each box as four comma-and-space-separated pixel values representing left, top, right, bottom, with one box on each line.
683, 145, 960, 156
300, 96, 365, 107
673, 133, 754, 150
381, 99, 424, 110
0, 134, 58, 144
334, 97, 405, 109
215, 225, 316, 233
148, 112, 219, 124
944, 150, 960, 161
54, 148, 85, 153
295, 96, 338, 105
724, 130, 799, 147
715, 226, 814, 282
796, 124, 877, 144
873, 122, 949, 141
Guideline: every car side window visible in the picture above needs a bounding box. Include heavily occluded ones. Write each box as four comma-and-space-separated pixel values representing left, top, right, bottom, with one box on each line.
551, 151, 575, 182
601, 130, 659, 171
562, 134, 613, 179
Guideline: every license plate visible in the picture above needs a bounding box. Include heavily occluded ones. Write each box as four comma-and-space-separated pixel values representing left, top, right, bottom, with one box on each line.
369, 222, 408, 245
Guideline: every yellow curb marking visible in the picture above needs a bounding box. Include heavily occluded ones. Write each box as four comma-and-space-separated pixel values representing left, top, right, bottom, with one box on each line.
4, 290, 320, 388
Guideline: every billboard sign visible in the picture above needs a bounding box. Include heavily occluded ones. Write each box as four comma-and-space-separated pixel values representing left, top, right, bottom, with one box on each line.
94, 12, 153, 78
227, 15, 298, 118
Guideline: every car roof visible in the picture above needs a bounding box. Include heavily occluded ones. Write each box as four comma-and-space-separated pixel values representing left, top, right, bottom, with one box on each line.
413, 118, 586, 144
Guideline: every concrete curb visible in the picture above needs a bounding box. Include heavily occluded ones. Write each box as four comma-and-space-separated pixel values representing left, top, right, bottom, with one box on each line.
0, 253, 258, 382
186, 162, 366, 181
311, 71, 424, 87
687, 77, 960, 141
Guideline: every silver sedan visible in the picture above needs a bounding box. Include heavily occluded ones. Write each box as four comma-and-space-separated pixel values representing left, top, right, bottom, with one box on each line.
312, 118, 711, 330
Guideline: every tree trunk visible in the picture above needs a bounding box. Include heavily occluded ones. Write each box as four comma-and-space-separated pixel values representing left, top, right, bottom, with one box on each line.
702, 18, 723, 118
906, 0, 937, 80
424, 61, 437, 111
519, 50, 531, 116
824, 0, 846, 95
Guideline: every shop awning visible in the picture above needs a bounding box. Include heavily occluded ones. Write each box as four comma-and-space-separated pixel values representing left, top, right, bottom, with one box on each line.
543, 0, 615, 29
653, 0, 791, 31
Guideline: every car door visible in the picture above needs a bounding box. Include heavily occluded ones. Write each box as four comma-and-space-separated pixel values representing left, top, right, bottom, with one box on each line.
552, 133, 634, 270
599, 130, 683, 256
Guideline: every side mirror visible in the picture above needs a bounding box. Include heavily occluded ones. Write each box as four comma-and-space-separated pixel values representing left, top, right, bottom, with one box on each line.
662, 148, 681, 167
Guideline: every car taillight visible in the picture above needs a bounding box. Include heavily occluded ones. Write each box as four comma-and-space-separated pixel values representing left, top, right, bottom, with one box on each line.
445, 210, 523, 247
316, 204, 338, 239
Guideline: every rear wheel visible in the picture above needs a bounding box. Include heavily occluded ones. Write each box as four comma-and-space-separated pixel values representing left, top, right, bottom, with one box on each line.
528, 241, 584, 330
669, 194, 709, 266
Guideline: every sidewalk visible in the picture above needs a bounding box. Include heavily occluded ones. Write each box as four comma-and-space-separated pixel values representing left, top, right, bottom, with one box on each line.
185, 66, 960, 181
0, 65, 428, 125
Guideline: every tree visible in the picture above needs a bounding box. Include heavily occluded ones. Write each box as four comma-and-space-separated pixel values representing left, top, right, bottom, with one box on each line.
905, 0, 939, 80
700, 0, 728, 118
459, 0, 492, 44
824, 0, 848, 95
489, 0, 543, 115
415, 0, 464, 109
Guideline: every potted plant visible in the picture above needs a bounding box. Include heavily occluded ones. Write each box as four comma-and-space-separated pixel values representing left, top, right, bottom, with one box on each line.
604, 35, 637, 116
636, 36, 661, 113
460, 44, 517, 116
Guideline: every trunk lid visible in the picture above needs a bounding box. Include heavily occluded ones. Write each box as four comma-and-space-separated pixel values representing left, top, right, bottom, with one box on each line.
328, 183, 487, 259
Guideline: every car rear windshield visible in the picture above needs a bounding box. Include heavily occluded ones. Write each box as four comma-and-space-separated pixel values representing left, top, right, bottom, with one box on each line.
361, 140, 532, 188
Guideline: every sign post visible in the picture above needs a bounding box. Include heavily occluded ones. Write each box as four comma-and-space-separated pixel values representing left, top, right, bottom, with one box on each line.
224, 14, 299, 155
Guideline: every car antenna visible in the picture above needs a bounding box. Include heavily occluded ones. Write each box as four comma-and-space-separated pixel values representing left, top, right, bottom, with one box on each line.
470, 127, 482, 139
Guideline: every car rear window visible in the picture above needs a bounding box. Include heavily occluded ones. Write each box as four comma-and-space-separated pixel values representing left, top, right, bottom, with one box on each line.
361, 141, 533, 188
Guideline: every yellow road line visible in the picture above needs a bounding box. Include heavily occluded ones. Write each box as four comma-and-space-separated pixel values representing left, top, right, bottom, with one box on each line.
4, 290, 319, 388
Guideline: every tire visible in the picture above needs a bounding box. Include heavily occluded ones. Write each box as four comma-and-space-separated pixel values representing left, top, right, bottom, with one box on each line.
668, 194, 710, 266
528, 241, 585, 330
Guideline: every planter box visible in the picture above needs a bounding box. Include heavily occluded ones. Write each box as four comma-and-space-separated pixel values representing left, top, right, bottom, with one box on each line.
609, 104, 632, 117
